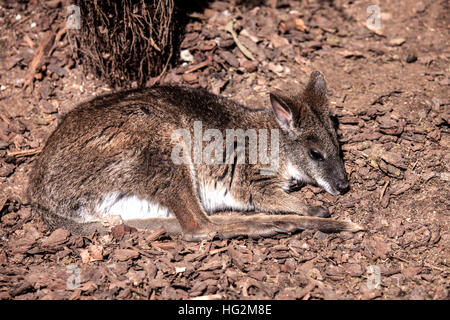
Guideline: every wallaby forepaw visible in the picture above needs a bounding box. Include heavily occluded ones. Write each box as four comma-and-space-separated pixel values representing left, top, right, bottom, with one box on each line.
307, 206, 331, 218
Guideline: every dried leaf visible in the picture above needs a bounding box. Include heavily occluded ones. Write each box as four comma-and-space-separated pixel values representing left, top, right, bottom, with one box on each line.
113, 249, 139, 261
42, 228, 70, 247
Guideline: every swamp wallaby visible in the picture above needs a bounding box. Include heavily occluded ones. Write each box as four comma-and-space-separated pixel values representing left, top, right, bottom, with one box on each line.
29, 71, 362, 240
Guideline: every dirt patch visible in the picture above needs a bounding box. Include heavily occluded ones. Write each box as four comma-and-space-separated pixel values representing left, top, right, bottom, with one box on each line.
0, 0, 448, 299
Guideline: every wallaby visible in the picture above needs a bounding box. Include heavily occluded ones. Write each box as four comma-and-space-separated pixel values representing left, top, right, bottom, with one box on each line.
29, 71, 363, 240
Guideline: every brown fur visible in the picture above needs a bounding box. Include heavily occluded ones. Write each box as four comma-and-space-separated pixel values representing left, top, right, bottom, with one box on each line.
29, 71, 363, 240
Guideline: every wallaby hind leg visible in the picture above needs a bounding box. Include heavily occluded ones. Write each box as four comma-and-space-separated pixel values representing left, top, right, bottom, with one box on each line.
209, 214, 363, 239
125, 214, 363, 241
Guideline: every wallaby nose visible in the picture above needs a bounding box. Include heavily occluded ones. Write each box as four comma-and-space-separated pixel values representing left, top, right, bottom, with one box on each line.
336, 180, 349, 194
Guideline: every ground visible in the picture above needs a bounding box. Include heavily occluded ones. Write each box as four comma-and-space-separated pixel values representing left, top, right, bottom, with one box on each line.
0, 0, 448, 300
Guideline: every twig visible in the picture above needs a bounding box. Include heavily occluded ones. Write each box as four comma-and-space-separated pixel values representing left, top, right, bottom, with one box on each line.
225, 21, 255, 61
126, 245, 157, 259
209, 246, 229, 255
49, 24, 68, 56
379, 178, 390, 201
151, 241, 176, 250
288, 245, 301, 258
145, 226, 166, 241
12, 15, 31, 28
0, 197, 7, 212
423, 262, 449, 273
24, 31, 56, 90
7, 148, 42, 157
185, 60, 210, 74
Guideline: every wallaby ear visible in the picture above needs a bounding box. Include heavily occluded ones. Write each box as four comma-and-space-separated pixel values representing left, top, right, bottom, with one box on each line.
330, 114, 339, 131
270, 93, 294, 130
303, 71, 328, 111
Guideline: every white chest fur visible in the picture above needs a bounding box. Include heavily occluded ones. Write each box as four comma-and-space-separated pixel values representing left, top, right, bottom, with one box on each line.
93, 192, 174, 221
198, 182, 253, 214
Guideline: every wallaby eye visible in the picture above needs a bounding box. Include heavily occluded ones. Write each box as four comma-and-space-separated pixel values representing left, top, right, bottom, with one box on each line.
308, 149, 324, 161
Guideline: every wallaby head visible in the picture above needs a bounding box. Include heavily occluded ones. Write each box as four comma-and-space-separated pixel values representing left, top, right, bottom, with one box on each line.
270, 71, 349, 196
